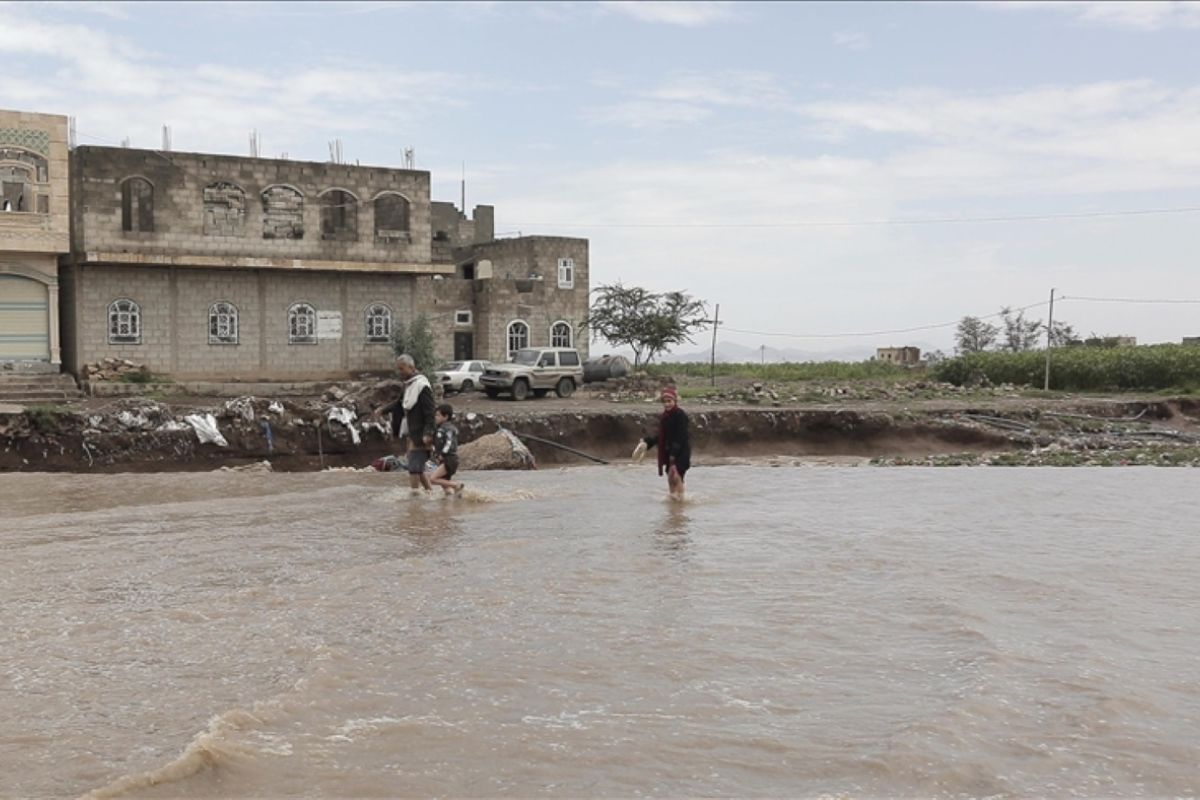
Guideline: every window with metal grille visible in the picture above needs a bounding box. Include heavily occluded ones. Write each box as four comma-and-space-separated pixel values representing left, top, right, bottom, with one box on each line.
507, 320, 529, 360
365, 303, 392, 343
209, 301, 239, 345
551, 321, 572, 348
288, 302, 316, 344
108, 298, 141, 344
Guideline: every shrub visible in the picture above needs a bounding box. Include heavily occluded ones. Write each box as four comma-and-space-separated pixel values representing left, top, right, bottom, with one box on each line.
932, 344, 1200, 391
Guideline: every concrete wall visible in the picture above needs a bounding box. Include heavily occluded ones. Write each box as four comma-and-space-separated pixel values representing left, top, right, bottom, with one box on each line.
431, 202, 495, 249
70, 146, 435, 271
68, 264, 419, 379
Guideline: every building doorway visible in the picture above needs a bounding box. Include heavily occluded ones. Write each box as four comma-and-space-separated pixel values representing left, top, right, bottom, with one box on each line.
454, 332, 474, 361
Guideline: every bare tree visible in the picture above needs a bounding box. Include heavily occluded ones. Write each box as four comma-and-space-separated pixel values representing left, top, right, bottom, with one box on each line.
955, 316, 998, 354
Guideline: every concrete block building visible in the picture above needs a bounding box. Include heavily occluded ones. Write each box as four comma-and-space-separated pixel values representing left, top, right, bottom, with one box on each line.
57, 145, 588, 380
0, 109, 70, 370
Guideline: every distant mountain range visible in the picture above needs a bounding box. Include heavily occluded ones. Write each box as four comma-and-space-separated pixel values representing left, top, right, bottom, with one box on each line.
588, 339, 941, 364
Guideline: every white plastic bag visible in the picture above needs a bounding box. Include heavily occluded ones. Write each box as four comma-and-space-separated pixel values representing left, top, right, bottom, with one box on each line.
327, 407, 361, 445
185, 414, 228, 447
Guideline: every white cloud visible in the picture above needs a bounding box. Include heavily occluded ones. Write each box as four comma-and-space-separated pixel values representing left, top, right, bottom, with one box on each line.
0, 7, 466, 157
982, 1, 1200, 30
598, 1, 736, 27
833, 30, 871, 50
584, 70, 790, 127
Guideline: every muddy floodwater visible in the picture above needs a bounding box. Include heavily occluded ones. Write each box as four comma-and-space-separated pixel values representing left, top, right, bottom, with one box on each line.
2, 466, 1198, 798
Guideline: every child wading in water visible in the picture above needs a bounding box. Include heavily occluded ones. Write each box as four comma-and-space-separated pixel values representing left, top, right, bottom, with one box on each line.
633, 386, 691, 501
430, 403, 465, 496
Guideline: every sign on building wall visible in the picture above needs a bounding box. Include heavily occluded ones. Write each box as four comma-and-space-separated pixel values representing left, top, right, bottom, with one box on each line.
317, 310, 343, 340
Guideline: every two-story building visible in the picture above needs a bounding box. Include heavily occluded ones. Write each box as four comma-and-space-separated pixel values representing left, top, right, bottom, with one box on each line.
0, 110, 70, 371
57, 144, 588, 380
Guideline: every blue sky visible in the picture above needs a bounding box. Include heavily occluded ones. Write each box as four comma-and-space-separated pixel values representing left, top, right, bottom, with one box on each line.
4, 1, 1200, 358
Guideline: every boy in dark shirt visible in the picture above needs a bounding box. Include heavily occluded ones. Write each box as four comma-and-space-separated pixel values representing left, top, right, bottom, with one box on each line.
430, 403, 465, 496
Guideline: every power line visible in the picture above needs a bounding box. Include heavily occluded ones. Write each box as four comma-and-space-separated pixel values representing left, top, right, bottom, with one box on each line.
718, 293, 1200, 341
1062, 294, 1200, 304
510, 206, 1200, 229
721, 300, 1051, 340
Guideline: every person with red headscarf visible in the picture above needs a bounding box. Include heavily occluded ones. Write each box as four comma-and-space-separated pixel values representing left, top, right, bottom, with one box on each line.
632, 386, 691, 501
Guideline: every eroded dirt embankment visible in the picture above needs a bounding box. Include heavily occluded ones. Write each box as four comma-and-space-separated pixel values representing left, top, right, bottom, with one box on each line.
10, 394, 1199, 472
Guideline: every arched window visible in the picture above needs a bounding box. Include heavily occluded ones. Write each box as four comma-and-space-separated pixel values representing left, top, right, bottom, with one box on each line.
209, 301, 239, 345
288, 302, 316, 345
121, 177, 154, 232
262, 185, 304, 240
506, 319, 529, 360
204, 182, 246, 236
365, 303, 392, 343
320, 189, 358, 241
374, 193, 410, 241
550, 320, 573, 348
108, 298, 142, 344
0, 147, 49, 213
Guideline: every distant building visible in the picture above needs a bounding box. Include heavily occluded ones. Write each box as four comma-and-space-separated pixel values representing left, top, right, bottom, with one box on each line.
876, 346, 921, 365
57, 145, 589, 380
1182, 337, 1200, 346
0, 109, 70, 370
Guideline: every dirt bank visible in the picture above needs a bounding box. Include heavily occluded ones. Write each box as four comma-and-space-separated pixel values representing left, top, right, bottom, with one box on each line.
3, 384, 1199, 472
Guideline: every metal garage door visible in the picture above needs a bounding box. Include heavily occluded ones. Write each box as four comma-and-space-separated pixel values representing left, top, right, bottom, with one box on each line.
0, 275, 50, 361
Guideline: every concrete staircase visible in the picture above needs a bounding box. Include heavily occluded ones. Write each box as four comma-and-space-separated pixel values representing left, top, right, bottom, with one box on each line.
0, 372, 86, 405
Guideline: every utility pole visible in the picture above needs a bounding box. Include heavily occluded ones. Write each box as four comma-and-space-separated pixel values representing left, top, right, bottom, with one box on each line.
1043, 287, 1056, 391
709, 303, 720, 387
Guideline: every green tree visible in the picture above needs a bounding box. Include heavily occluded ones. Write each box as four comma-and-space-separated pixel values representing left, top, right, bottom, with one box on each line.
955, 316, 998, 354
584, 283, 709, 367
391, 314, 436, 376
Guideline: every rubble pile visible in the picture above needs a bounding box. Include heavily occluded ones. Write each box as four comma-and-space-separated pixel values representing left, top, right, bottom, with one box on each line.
581, 373, 675, 402
83, 358, 152, 382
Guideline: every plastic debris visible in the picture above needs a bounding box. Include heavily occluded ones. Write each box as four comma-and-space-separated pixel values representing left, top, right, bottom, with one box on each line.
185, 414, 228, 447
326, 406, 361, 444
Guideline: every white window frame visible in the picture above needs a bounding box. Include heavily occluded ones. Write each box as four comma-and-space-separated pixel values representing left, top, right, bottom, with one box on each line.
365, 303, 393, 344
107, 298, 142, 345
550, 320, 573, 348
288, 302, 317, 345
506, 319, 529, 360
557, 257, 575, 289
208, 301, 239, 345
455, 309, 473, 326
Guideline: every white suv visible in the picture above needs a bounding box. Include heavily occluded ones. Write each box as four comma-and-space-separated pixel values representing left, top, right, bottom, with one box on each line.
480, 347, 584, 400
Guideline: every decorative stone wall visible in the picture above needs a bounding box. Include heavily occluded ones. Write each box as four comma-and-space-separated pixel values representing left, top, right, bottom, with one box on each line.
70, 146, 434, 269
0, 110, 69, 255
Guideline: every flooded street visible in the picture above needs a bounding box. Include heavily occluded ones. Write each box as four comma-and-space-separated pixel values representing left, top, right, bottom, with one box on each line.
2, 466, 1198, 798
